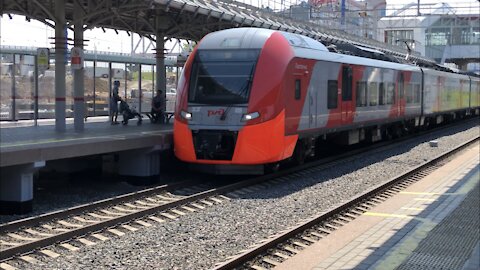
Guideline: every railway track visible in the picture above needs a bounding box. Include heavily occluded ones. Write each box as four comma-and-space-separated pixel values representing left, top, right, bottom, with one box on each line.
0, 179, 214, 259
211, 136, 479, 270
0, 119, 477, 268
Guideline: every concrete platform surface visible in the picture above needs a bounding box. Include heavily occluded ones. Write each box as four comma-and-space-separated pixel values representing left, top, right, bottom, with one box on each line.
0, 117, 173, 167
274, 143, 480, 270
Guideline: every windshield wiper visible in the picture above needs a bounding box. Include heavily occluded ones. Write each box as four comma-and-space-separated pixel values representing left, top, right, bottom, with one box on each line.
220, 79, 250, 121
220, 64, 255, 121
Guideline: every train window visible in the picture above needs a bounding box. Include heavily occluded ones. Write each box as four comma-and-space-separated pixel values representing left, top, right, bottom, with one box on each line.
406, 84, 413, 103
327, 80, 338, 109
398, 73, 405, 98
342, 66, 353, 101
387, 83, 395, 104
295, 79, 301, 100
188, 49, 260, 104
369, 82, 378, 106
414, 84, 421, 103
379, 83, 385, 105
356, 82, 367, 107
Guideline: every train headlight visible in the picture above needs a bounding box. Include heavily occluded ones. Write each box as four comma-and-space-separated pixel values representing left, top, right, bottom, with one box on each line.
241, 112, 260, 122
181, 110, 192, 120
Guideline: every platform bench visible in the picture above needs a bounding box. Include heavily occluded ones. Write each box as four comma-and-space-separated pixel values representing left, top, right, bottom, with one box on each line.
145, 111, 174, 124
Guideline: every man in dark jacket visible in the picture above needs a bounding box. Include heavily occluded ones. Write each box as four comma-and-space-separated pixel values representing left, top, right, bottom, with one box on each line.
110, 80, 121, 125
151, 89, 166, 123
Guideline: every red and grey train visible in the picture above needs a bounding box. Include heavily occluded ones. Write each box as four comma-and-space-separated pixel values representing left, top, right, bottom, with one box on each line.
173, 28, 480, 174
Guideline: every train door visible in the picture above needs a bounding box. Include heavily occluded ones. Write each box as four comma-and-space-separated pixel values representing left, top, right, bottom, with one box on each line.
341, 66, 353, 124
293, 75, 303, 128
398, 72, 405, 116
305, 77, 316, 129
293, 75, 313, 128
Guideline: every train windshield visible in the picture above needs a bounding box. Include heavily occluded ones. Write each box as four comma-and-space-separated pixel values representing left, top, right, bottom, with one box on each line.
188, 49, 260, 104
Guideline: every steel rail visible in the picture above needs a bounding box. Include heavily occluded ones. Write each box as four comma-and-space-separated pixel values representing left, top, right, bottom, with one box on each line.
0, 179, 199, 234
0, 129, 447, 261
212, 136, 479, 270
1, 118, 477, 262
0, 143, 384, 260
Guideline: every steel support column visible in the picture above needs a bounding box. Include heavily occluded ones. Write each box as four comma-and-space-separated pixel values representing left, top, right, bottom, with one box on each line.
55, 0, 66, 132
73, 0, 84, 131
156, 32, 166, 112
11, 54, 16, 121
156, 14, 169, 112
93, 59, 96, 116
138, 63, 142, 113
34, 57, 39, 126
108, 61, 113, 115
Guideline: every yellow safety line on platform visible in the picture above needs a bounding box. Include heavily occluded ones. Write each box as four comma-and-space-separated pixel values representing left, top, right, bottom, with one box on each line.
401, 207, 425, 211
1, 136, 116, 148
363, 212, 411, 219
0, 131, 164, 148
399, 191, 441, 195
414, 198, 436, 202
371, 164, 479, 270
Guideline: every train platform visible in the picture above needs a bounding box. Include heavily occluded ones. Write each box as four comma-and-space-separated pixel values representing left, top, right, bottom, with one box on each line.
274, 143, 480, 270
0, 117, 173, 214
0, 117, 173, 167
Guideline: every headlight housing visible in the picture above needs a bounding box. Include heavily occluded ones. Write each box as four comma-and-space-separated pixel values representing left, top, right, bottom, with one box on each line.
241, 111, 260, 122
180, 110, 192, 120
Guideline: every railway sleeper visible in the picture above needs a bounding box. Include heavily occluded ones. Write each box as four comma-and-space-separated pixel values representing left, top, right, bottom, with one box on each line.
342, 211, 359, 218
328, 220, 345, 227
301, 236, 317, 243
262, 256, 282, 266
273, 251, 291, 260
283, 245, 302, 254
19, 255, 39, 264
42, 224, 71, 232
309, 231, 325, 238
250, 264, 268, 270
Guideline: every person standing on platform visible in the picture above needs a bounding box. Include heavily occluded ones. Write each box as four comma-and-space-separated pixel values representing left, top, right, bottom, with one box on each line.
151, 89, 166, 123
110, 80, 121, 125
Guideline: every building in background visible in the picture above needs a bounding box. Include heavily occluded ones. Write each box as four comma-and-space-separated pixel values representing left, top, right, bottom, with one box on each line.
288, 0, 386, 39
377, 2, 479, 70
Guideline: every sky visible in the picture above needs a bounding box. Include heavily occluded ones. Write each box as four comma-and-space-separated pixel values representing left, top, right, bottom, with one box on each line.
1, 0, 479, 53
0, 17, 153, 54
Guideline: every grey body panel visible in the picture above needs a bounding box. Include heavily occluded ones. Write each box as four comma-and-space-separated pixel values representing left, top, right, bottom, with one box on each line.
297, 60, 422, 132
470, 76, 480, 108
292, 47, 420, 73
191, 28, 472, 136
353, 66, 397, 124
422, 68, 471, 115
298, 62, 341, 131
291, 40, 423, 132
187, 105, 248, 131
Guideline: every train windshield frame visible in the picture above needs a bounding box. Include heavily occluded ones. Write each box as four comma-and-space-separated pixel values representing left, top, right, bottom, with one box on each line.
188, 49, 260, 105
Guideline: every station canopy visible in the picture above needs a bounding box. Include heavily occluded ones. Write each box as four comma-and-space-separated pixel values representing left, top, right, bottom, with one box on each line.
2, 0, 435, 64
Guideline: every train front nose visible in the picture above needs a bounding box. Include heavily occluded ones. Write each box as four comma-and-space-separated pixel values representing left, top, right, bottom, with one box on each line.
174, 109, 294, 165
192, 130, 237, 160
173, 47, 295, 166
174, 105, 245, 163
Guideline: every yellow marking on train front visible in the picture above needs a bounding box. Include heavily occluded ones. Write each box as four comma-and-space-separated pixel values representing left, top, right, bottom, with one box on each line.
363, 212, 411, 218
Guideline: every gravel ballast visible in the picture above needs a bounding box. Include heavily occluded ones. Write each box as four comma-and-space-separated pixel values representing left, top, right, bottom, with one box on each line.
0, 170, 196, 225
18, 122, 480, 270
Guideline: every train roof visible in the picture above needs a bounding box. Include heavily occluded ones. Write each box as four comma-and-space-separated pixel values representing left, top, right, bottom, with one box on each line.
422, 67, 472, 80
198, 28, 277, 50
198, 28, 469, 76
